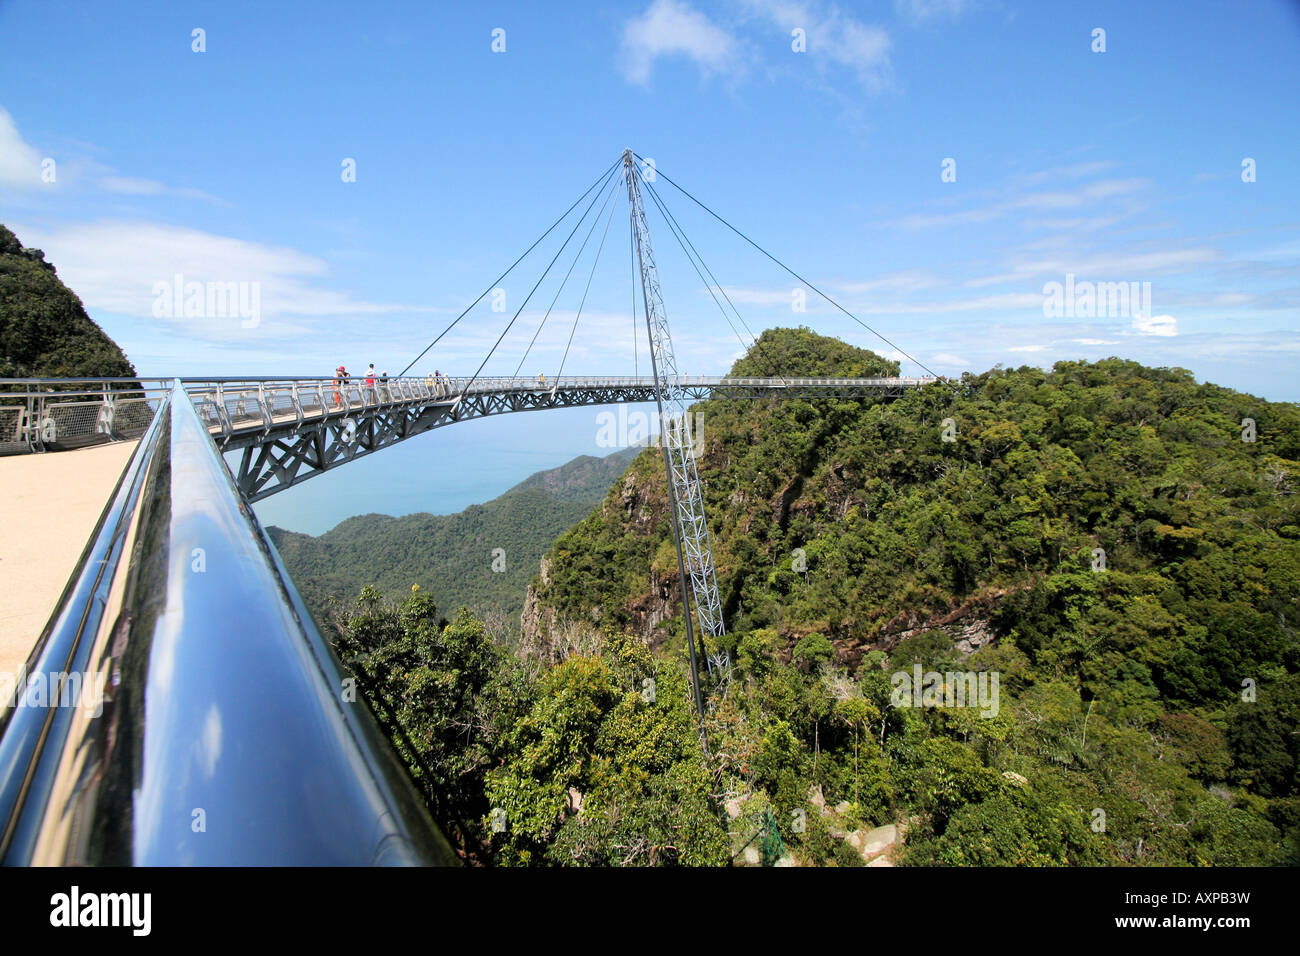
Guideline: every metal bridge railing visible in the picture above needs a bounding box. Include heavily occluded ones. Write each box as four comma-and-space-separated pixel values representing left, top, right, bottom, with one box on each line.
0, 382, 458, 865
0, 378, 172, 455
3, 374, 940, 454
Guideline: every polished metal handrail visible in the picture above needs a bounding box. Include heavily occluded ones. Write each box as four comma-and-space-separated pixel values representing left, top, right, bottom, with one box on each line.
0, 382, 457, 865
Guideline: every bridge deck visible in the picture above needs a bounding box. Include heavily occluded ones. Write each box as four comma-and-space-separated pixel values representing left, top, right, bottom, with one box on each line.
2, 373, 939, 510
184, 374, 933, 444
0, 441, 137, 676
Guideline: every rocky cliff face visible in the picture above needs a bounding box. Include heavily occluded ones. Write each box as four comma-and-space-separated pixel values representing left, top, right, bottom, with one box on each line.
520, 460, 684, 660
519, 555, 559, 661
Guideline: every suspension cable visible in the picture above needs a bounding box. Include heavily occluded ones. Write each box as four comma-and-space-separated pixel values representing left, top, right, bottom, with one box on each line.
512, 174, 622, 381
399, 155, 622, 377
556, 178, 622, 380
630, 214, 638, 378
639, 169, 789, 385
633, 152, 954, 388
460, 163, 621, 394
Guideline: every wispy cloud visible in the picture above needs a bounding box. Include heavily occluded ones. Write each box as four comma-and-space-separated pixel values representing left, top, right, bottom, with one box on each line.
13, 220, 436, 340
0, 104, 222, 203
621, 0, 893, 91
717, 284, 1044, 315
100, 175, 225, 205
832, 269, 944, 295
1009, 161, 1119, 188
966, 247, 1220, 287
931, 352, 970, 366
894, 0, 977, 23
743, 0, 892, 90
895, 178, 1149, 230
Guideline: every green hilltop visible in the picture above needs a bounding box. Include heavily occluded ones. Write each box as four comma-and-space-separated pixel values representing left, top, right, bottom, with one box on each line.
508, 325, 1300, 865
0, 224, 135, 378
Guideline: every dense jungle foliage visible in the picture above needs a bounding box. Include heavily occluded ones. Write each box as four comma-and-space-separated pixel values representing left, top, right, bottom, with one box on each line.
325, 328, 1299, 866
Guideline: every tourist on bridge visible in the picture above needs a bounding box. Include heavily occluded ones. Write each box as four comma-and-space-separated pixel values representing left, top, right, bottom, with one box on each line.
379, 370, 389, 400
332, 365, 348, 407
364, 364, 376, 402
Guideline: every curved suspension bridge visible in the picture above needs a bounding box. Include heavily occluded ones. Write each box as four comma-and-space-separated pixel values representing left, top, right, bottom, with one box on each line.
0, 150, 954, 866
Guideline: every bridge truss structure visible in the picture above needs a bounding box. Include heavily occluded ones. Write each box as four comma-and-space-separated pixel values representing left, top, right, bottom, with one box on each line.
192, 374, 927, 501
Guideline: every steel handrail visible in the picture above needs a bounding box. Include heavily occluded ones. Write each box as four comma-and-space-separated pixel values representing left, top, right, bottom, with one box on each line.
0, 382, 457, 865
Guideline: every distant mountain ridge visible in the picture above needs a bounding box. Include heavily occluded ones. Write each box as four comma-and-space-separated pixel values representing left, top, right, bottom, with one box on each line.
268, 446, 640, 637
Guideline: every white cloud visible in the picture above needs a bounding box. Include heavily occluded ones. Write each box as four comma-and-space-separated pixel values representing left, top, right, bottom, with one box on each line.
622, 1, 893, 91
622, 0, 741, 84
1072, 338, 1119, 345
1008, 344, 1047, 352
12, 220, 430, 340
1132, 313, 1178, 337
0, 106, 45, 189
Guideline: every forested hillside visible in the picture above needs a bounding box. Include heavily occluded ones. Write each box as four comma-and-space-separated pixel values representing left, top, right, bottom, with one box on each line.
268, 447, 637, 636
493, 326, 1300, 865
0, 224, 136, 378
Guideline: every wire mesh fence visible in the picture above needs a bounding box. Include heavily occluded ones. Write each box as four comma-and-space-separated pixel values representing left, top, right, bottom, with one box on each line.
0, 379, 170, 455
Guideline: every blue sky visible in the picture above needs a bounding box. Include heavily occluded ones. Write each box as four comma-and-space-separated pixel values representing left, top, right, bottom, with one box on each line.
2, 0, 1298, 532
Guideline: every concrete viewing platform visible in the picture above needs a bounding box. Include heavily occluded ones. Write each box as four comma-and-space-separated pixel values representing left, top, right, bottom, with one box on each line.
0, 441, 137, 678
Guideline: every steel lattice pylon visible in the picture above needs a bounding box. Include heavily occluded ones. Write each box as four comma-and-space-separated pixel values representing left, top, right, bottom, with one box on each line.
622, 150, 728, 720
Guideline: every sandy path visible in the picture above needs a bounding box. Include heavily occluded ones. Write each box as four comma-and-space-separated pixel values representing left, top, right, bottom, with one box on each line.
0, 441, 138, 678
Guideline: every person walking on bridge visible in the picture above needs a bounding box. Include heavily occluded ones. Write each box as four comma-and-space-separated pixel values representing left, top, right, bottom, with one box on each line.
333, 365, 348, 407
364, 364, 376, 403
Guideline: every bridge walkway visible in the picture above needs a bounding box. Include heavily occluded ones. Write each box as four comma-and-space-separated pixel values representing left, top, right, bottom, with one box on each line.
0, 441, 137, 677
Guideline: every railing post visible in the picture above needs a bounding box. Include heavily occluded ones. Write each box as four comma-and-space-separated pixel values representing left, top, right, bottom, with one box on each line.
24, 394, 36, 452
98, 384, 117, 440
34, 392, 49, 451
258, 382, 273, 435
214, 383, 232, 443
